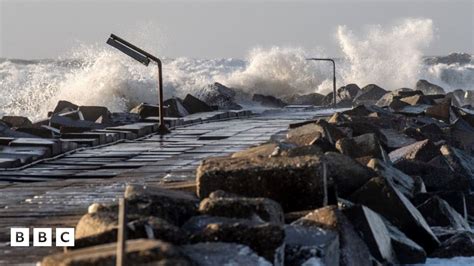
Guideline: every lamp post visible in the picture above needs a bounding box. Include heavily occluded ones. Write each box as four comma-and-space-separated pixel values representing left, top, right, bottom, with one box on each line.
106, 34, 170, 135
306, 58, 337, 108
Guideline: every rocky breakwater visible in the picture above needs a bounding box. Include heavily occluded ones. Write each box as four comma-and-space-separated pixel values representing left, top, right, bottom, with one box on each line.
41, 80, 474, 265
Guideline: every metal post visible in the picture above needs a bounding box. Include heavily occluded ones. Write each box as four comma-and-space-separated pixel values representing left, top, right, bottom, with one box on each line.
306, 58, 337, 108
106, 34, 170, 134
116, 198, 127, 266
156, 60, 170, 134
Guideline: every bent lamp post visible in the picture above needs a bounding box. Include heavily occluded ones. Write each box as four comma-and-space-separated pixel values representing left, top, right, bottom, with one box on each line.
106, 34, 170, 134
306, 58, 337, 108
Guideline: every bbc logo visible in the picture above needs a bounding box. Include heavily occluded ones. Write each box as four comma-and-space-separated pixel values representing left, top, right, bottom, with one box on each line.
10, 228, 75, 247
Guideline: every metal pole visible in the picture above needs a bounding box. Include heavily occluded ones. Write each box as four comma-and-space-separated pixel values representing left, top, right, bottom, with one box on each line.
156, 60, 170, 135
306, 58, 337, 108
116, 198, 127, 266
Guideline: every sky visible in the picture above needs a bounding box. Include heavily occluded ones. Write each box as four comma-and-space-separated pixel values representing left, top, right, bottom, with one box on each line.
0, 0, 473, 59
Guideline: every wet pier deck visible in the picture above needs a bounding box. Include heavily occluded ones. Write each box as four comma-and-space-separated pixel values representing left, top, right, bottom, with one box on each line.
0, 108, 335, 265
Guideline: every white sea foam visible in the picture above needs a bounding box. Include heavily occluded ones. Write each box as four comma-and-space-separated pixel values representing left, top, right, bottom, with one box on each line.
0, 18, 472, 121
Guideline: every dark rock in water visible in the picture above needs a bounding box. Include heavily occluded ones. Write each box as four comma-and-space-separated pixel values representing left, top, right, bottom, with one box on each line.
110, 112, 140, 125
1, 116, 32, 128
349, 176, 440, 253
196, 155, 326, 211
52, 100, 79, 114
394, 160, 470, 192
252, 94, 287, 108
367, 158, 416, 199
431, 231, 474, 258
78, 106, 111, 124
322, 83, 361, 107
41, 239, 190, 266
124, 185, 199, 226
342, 205, 397, 264
130, 103, 163, 119
74, 216, 188, 249
416, 79, 446, 95
450, 118, 474, 153
182, 242, 272, 266
324, 152, 376, 197
293, 205, 372, 266
199, 192, 284, 224
425, 52, 472, 66
389, 139, 440, 164
0, 121, 36, 138
383, 220, 427, 264
284, 222, 340, 265
283, 92, 325, 106
417, 196, 470, 230
440, 145, 474, 189
335, 133, 387, 164
188, 219, 284, 263
164, 97, 189, 117
353, 84, 387, 105
182, 94, 213, 114
195, 82, 242, 110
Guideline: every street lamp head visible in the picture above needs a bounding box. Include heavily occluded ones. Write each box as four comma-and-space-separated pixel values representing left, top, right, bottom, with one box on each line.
106, 35, 150, 66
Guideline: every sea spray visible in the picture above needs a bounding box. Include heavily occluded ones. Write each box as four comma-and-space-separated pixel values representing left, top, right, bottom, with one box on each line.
0, 18, 473, 121
336, 18, 434, 90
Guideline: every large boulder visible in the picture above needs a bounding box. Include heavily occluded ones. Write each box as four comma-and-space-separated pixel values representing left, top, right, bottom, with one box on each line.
252, 94, 287, 108
394, 160, 470, 192
417, 196, 470, 230
416, 79, 446, 95
185, 216, 284, 264
199, 191, 284, 224
342, 205, 397, 263
286, 120, 345, 147
1, 116, 32, 128
388, 139, 440, 164
450, 118, 474, 153
324, 152, 376, 196
293, 206, 372, 266
182, 94, 213, 114
194, 82, 242, 110
335, 133, 387, 164
164, 97, 189, 117
367, 158, 417, 199
440, 145, 474, 189
51, 100, 79, 114
130, 103, 162, 119
196, 155, 326, 211
349, 176, 440, 253
353, 84, 387, 105
383, 220, 427, 263
78, 106, 111, 124
0, 121, 36, 138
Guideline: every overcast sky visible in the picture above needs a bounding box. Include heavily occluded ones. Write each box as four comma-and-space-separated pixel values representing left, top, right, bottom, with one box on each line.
0, 0, 473, 59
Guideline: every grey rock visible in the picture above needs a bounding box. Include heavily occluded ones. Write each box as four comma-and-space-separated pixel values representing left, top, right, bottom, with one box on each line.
349, 176, 440, 253
417, 196, 470, 230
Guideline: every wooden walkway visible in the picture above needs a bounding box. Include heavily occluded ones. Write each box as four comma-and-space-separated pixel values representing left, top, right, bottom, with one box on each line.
0, 108, 334, 265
